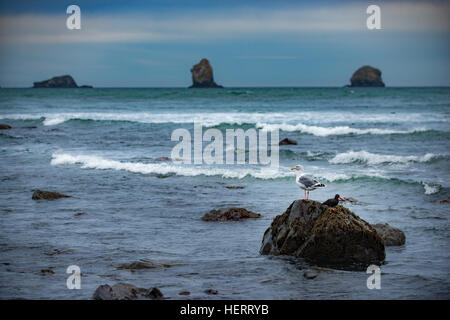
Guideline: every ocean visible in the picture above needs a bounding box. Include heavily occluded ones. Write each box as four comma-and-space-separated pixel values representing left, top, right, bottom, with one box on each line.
0, 87, 449, 299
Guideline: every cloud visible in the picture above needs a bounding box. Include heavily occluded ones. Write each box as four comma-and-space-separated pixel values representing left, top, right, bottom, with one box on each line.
0, 2, 448, 45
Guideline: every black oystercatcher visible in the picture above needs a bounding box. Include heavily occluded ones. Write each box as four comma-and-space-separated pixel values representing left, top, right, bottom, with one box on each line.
322, 194, 345, 207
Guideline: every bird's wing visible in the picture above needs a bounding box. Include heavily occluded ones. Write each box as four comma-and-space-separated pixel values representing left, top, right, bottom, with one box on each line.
298, 175, 321, 188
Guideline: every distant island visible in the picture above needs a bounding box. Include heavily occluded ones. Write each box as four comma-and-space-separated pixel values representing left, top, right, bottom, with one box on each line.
347, 66, 385, 87
189, 58, 223, 88
33, 75, 93, 88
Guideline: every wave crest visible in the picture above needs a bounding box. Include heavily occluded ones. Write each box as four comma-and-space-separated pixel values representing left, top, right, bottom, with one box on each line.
329, 150, 441, 165
50, 153, 289, 179
258, 123, 426, 136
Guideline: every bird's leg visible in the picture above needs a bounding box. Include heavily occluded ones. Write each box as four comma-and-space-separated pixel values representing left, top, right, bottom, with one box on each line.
307, 191, 309, 200
304, 190, 306, 199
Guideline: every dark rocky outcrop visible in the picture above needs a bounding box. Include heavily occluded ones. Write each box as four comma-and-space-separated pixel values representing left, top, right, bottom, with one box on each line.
45, 249, 73, 256
204, 289, 218, 295
225, 186, 245, 190
260, 200, 385, 270
349, 66, 385, 87
189, 59, 223, 88
279, 138, 298, 145
439, 197, 450, 204
40, 268, 55, 275
0, 124, 12, 130
155, 157, 183, 162
33, 75, 78, 88
372, 223, 405, 246
93, 283, 163, 300
33, 75, 92, 88
202, 208, 261, 221
117, 260, 172, 270
32, 189, 71, 200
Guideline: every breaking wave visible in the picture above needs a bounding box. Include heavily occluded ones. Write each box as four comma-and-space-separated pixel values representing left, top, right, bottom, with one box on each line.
50, 153, 289, 180
50, 153, 443, 194
329, 150, 442, 165
0, 111, 444, 135
422, 182, 440, 195
257, 123, 427, 136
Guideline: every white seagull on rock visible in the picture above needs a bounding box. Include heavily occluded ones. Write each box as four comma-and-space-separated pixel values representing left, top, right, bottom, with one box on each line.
290, 165, 326, 200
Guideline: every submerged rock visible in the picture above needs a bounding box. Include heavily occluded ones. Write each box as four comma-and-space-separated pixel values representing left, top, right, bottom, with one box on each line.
117, 260, 172, 270
40, 269, 55, 275
93, 283, 163, 300
439, 198, 450, 204
155, 156, 172, 161
279, 138, 297, 145
32, 189, 71, 200
45, 249, 73, 256
0, 124, 12, 130
202, 208, 261, 221
189, 58, 223, 88
225, 186, 245, 190
349, 66, 385, 87
260, 200, 385, 270
155, 156, 183, 162
372, 223, 405, 246
204, 289, 218, 295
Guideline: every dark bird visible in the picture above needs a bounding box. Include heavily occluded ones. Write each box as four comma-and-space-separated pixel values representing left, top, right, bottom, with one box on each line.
322, 194, 345, 207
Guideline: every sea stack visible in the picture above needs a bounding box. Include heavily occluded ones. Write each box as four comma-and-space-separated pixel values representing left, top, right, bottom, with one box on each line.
33, 75, 92, 88
349, 66, 385, 87
189, 58, 223, 88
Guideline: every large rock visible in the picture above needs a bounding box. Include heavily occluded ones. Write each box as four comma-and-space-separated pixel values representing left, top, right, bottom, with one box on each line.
0, 124, 12, 130
33, 75, 92, 88
349, 66, 385, 87
260, 200, 385, 269
202, 208, 261, 221
189, 58, 223, 88
93, 283, 163, 300
33, 75, 78, 88
32, 189, 71, 200
372, 223, 405, 246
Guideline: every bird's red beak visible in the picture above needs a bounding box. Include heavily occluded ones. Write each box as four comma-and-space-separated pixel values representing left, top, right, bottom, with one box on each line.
339, 196, 345, 201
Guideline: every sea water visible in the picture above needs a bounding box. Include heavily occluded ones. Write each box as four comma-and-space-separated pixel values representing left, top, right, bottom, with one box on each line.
0, 87, 449, 299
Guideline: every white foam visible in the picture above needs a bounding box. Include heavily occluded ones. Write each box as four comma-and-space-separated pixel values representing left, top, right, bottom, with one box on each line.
0, 111, 444, 128
422, 182, 440, 195
329, 150, 439, 165
50, 153, 291, 180
51, 152, 394, 183
258, 123, 426, 136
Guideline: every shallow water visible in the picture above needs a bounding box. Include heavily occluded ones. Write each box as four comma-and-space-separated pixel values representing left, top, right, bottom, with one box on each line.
0, 87, 449, 299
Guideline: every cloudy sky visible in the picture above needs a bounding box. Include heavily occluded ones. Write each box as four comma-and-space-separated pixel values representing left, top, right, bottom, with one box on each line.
0, 0, 449, 87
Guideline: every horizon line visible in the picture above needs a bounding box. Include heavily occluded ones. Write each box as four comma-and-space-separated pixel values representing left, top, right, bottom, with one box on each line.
1, 85, 450, 89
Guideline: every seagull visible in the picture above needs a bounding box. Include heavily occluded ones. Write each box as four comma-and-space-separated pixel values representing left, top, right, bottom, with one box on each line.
322, 194, 345, 207
291, 165, 326, 200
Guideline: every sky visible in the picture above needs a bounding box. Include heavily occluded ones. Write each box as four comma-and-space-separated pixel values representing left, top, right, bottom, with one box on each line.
0, 0, 449, 87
